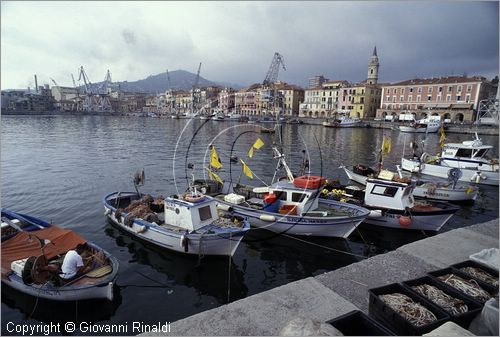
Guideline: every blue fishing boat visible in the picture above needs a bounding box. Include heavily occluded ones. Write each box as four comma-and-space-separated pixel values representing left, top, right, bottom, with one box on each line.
1, 209, 118, 301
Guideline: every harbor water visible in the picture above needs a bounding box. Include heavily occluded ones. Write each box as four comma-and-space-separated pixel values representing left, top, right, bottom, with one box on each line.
1, 115, 498, 335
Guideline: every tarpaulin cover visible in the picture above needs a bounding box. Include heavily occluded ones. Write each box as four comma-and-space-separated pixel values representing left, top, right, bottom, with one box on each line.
1, 226, 86, 275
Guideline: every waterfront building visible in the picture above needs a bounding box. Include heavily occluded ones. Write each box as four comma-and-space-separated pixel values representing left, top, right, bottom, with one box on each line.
275, 82, 304, 116
218, 88, 236, 114
308, 75, 327, 89
350, 84, 382, 118
235, 85, 258, 115
174, 91, 192, 113
299, 80, 349, 118
4, 85, 55, 112
376, 76, 497, 123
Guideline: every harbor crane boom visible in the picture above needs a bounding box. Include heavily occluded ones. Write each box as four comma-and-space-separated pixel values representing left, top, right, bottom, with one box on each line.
50, 78, 58, 86
78, 66, 92, 94
263, 52, 286, 86
166, 69, 171, 89
193, 62, 202, 89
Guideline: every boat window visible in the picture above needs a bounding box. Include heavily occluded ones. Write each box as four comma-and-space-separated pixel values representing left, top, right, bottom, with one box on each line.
198, 205, 212, 221
456, 148, 473, 157
475, 149, 489, 158
274, 191, 288, 201
371, 185, 398, 197
292, 192, 306, 202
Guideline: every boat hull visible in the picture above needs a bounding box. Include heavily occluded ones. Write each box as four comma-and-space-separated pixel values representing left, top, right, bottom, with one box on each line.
217, 199, 368, 238
342, 166, 478, 202
103, 192, 248, 256
363, 207, 455, 231
401, 158, 499, 186
399, 125, 440, 133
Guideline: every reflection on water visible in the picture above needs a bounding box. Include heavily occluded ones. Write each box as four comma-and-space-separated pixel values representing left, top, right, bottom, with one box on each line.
1, 116, 498, 334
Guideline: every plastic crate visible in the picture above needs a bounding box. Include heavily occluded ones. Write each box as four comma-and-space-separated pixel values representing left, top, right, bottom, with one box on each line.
451, 260, 499, 291
326, 310, 395, 336
368, 283, 450, 335
428, 267, 496, 304
402, 276, 482, 328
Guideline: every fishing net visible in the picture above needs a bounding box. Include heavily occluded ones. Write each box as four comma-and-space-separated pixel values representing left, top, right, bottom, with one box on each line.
379, 293, 437, 327
411, 284, 468, 315
438, 274, 491, 303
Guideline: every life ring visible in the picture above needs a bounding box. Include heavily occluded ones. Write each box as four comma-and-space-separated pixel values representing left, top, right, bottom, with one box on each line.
184, 193, 205, 203
293, 175, 326, 189
420, 152, 431, 163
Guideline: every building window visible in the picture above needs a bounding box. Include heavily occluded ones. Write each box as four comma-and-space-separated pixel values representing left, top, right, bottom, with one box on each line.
439, 86, 443, 92
456, 95, 461, 101
417, 95, 421, 102
408, 96, 412, 102
400, 95, 404, 102
393, 88, 397, 94
437, 95, 441, 101
467, 85, 472, 92
400, 88, 405, 94
457, 85, 462, 92
428, 87, 433, 93
386, 96, 390, 102
409, 87, 413, 93
448, 86, 453, 92
465, 94, 471, 102
418, 87, 422, 93
446, 95, 451, 102
392, 96, 396, 103
427, 95, 432, 101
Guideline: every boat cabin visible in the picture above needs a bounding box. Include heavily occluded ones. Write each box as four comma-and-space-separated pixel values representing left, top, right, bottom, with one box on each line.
164, 195, 218, 232
364, 178, 414, 210
442, 138, 493, 162
266, 181, 321, 216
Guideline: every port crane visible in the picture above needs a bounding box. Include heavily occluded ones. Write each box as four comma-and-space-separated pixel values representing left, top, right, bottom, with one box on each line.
261, 52, 286, 116
77, 66, 113, 113
50, 78, 58, 87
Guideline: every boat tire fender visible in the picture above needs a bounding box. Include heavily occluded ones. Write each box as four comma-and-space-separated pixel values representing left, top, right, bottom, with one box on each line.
399, 216, 412, 227
260, 214, 276, 222
216, 203, 233, 212
180, 235, 189, 253
22, 256, 37, 284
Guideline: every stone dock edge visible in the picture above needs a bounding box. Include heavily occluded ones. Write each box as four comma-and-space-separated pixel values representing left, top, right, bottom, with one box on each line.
143, 219, 499, 336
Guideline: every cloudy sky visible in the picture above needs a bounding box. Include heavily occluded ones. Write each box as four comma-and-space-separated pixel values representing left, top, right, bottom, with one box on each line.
1, 1, 498, 89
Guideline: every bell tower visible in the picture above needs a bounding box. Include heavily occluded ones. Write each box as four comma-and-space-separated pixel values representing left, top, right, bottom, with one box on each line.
367, 46, 379, 84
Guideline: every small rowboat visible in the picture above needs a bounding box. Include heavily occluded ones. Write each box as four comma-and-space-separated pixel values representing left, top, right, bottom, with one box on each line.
1, 209, 119, 301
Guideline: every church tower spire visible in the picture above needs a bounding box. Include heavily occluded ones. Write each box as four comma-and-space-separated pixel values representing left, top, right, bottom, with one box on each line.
367, 45, 379, 84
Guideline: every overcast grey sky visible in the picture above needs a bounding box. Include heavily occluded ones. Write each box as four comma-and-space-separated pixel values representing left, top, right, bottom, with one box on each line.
1, 1, 498, 89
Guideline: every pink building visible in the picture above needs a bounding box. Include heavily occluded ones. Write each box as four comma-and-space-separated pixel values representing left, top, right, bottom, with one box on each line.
377, 76, 496, 122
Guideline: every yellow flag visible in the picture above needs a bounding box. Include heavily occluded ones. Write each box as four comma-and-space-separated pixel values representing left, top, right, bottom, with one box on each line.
240, 159, 254, 179
381, 135, 392, 159
439, 126, 446, 149
253, 138, 264, 149
206, 168, 223, 184
248, 138, 264, 158
210, 146, 222, 169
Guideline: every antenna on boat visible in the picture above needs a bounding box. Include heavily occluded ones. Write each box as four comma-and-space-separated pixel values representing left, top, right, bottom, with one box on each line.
271, 146, 294, 183
133, 169, 145, 196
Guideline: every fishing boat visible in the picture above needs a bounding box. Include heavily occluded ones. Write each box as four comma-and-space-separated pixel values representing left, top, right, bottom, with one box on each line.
1, 209, 118, 301
336, 116, 362, 128
399, 118, 441, 133
103, 172, 250, 256
211, 111, 225, 121
342, 165, 479, 203
287, 118, 304, 124
401, 133, 499, 186
214, 147, 370, 238
323, 178, 460, 231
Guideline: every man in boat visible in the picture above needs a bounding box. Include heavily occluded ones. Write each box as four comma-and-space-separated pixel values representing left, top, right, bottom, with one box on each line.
58, 243, 92, 283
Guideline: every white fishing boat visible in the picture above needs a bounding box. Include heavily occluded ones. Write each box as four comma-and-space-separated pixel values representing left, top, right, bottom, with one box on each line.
214, 148, 370, 238
401, 133, 499, 186
322, 116, 362, 128
323, 178, 460, 231
399, 118, 441, 133
1, 209, 118, 301
103, 192, 249, 256
342, 165, 478, 202
103, 171, 249, 256
211, 111, 225, 121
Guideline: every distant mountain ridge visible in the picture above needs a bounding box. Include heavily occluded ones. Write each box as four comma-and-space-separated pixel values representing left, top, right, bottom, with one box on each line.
110, 70, 243, 93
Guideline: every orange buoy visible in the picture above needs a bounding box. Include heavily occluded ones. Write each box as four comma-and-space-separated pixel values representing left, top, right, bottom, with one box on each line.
399, 216, 412, 227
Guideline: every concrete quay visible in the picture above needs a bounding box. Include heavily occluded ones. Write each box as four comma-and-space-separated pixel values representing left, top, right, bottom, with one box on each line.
147, 219, 499, 336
